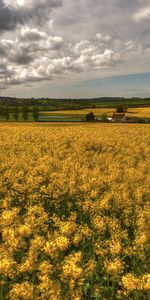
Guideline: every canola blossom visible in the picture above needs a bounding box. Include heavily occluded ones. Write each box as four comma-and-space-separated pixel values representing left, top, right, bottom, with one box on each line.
0, 123, 150, 300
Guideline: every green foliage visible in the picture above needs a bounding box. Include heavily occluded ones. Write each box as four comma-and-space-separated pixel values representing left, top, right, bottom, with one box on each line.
22, 106, 29, 122
13, 107, 20, 122
32, 107, 39, 122
3, 107, 10, 121
0, 106, 4, 119
116, 105, 127, 113
1, 96, 150, 111
138, 118, 145, 123
101, 114, 108, 122
86, 112, 95, 121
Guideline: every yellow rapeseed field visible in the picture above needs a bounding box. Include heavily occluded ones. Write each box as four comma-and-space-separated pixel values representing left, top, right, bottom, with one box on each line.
127, 107, 150, 118
0, 123, 150, 300
41, 108, 115, 116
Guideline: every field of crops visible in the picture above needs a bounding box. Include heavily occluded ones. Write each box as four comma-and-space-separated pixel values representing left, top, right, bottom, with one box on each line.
0, 123, 150, 300
40, 107, 150, 118
40, 108, 115, 116
127, 107, 150, 118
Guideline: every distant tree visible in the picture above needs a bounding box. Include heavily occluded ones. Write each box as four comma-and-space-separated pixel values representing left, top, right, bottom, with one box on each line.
4, 107, 10, 121
32, 107, 39, 122
0, 106, 4, 120
22, 106, 29, 122
101, 114, 108, 122
116, 105, 127, 113
86, 112, 95, 122
13, 107, 20, 122
138, 118, 145, 123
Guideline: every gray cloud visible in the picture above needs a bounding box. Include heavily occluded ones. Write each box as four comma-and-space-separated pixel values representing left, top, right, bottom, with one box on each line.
11, 52, 33, 65
0, 0, 63, 31
0, 0, 18, 31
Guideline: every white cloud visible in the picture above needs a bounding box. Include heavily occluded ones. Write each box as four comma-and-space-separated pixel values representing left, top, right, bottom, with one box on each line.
17, 27, 64, 53
73, 40, 97, 55
96, 33, 111, 42
91, 49, 120, 68
20, 27, 47, 41
125, 41, 135, 51
133, 6, 150, 21
0, 29, 121, 87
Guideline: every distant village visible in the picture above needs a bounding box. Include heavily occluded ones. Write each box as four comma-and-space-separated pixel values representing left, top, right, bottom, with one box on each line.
101, 113, 149, 123
97, 113, 127, 123
85, 109, 150, 124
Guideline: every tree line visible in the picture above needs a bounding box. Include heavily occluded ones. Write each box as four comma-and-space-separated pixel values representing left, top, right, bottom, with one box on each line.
0, 106, 40, 122
85, 105, 127, 122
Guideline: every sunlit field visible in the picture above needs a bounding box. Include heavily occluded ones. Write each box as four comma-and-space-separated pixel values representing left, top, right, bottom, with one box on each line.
0, 123, 150, 300
127, 107, 150, 118
41, 107, 150, 118
40, 108, 115, 116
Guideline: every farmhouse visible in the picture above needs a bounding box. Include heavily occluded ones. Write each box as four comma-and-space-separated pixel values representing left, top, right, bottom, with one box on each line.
112, 113, 127, 123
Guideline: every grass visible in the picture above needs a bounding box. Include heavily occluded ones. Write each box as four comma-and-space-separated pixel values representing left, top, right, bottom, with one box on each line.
39, 115, 81, 122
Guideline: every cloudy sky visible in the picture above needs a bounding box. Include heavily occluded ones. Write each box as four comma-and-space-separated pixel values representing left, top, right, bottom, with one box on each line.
0, 0, 150, 98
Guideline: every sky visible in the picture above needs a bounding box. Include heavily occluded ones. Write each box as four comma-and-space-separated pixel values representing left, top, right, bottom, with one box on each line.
0, 0, 150, 98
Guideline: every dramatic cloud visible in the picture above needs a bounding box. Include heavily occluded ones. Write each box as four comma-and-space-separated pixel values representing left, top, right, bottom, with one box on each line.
0, 0, 149, 94
0, 29, 122, 87
0, 0, 63, 31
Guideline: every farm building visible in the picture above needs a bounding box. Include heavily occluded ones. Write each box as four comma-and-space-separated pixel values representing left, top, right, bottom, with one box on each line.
107, 117, 112, 122
112, 113, 127, 123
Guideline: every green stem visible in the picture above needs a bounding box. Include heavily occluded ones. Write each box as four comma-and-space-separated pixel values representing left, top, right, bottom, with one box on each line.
0, 283, 4, 300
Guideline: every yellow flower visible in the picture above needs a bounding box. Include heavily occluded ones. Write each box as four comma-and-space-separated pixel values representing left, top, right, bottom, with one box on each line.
139, 274, 150, 290
39, 261, 53, 275
61, 252, 83, 280
9, 282, 34, 300
1, 208, 19, 226
17, 224, 32, 237
56, 235, 69, 251
0, 122, 149, 299
109, 239, 122, 255
122, 273, 139, 292
0, 258, 17, 278
104, 258, 124, 275
92, 215, 107, 233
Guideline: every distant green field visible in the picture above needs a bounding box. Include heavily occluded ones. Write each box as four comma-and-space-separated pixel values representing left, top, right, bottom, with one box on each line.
39, 115, 80, 122
1, 97, 150, 111
30, 98, 150, 111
